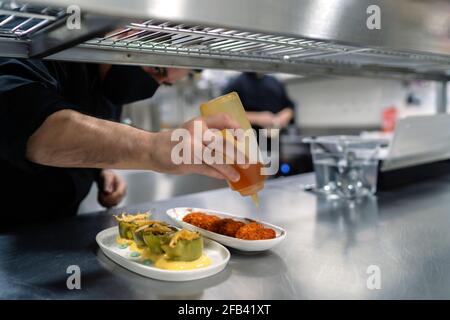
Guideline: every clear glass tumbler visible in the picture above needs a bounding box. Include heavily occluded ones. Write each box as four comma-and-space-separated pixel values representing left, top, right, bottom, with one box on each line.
303, 136, 385, 199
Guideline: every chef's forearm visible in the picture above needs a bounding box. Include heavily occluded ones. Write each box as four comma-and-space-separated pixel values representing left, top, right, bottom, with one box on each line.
26, 109, 155, 170
246, 111, 267, 126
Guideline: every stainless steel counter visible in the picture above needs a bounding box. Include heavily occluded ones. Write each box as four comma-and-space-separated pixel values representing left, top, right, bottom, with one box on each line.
2, 173, 450, 299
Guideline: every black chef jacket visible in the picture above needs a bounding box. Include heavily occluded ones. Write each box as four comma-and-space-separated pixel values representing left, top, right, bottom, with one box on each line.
222, 72, 295, 116
0, 58, 159, 227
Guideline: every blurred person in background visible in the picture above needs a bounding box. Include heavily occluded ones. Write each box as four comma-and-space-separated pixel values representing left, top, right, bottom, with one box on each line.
222, 72, 295, 131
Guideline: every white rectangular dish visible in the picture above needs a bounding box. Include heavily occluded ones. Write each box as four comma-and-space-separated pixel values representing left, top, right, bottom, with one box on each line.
96, 226, 230, 281
166, 207, 286, 252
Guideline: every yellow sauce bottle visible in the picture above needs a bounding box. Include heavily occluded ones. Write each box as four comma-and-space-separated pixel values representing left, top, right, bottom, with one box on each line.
200, 92, 265, 206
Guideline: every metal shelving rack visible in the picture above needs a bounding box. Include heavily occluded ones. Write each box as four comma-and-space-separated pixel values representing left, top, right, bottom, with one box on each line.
0, 0, 449, 83
0, 3, 64, 38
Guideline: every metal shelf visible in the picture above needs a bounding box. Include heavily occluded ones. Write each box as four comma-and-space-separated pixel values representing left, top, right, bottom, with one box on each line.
87, 21, 364, 62
0, 0, 449, 81
0, 1, 66, 38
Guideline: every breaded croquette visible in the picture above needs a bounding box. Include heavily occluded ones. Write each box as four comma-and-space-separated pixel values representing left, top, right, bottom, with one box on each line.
235, 222, 276, 240
183, 212, 221, 232
216, 218, 245, 237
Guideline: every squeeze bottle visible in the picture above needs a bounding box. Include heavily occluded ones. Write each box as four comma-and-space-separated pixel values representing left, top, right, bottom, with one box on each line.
200, 92, 265, 206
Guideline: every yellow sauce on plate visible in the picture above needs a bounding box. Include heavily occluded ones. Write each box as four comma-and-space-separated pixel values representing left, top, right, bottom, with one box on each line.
154, 254, 211, 270
115, 236, 211, 271
116, 237, 133, 246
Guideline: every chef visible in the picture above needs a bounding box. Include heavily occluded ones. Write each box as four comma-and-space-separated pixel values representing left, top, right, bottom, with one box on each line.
0, 59, 241, 227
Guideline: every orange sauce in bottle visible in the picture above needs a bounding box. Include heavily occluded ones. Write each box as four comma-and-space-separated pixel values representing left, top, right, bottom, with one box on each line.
229, 163, 265, 194
230, 163, 265, 207
200, 92, 266, 206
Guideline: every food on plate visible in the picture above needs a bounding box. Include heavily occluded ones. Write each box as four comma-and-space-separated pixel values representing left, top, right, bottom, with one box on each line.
135, 221, 176, 251
132, 225, 148, 249
153, 252, 211, 270
183, 212, 276, 240
183, 212, 221, 232
161, 229, 203, 261
115, 213, 210, 270
114, 212, 152, 240
235, 222, 276, 240
216, 218, 245, 237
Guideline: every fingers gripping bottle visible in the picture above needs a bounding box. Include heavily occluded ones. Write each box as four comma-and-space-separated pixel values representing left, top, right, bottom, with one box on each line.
200, 92, 265, 207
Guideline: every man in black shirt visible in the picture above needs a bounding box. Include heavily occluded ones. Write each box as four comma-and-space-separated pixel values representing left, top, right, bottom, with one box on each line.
223, 72, 295, 130
0, 59, 241, 226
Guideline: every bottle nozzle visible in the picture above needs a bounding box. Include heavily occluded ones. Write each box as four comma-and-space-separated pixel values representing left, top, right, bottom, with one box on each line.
250, 193, 260, 208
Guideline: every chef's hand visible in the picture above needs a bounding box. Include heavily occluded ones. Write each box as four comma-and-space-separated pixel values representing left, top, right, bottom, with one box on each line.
150, 114, 247, 181
142, 67, 189, 85
97, 170, 127, 208
273, 108, 294, 128
246, 111, 276, 128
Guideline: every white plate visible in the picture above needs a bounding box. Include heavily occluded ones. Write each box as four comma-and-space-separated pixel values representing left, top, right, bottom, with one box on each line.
166, 207, 287, 252
96, 226, 230, 281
